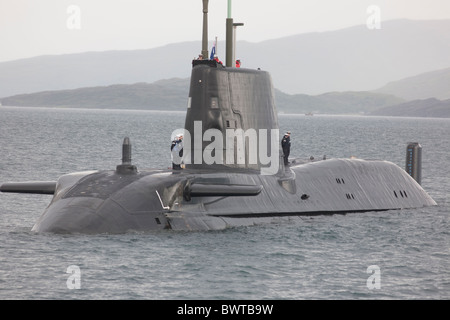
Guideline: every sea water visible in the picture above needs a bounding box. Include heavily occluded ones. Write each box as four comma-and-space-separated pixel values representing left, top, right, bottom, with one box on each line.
0, 107, 449, 300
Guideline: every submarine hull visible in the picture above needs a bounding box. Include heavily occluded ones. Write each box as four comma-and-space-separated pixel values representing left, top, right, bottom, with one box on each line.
32, 170, 175, 233
31, 158, 436, 233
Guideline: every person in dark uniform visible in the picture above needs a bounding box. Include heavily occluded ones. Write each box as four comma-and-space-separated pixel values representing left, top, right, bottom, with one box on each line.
281, 131, 291, 165
171, 134, 184, 170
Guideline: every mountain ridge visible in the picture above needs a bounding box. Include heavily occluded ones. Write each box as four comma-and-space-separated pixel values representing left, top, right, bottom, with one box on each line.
3, 76, 449, 117
0, 78, 405, 115
374, 67, 450, 100
370, 98, 450, 118
1, 19, 449, 97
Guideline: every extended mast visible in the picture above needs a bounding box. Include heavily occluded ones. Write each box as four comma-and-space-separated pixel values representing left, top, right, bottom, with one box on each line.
201, 0, 209, 59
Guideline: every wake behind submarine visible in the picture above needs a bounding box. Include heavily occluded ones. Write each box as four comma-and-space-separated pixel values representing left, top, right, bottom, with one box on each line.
0, 1, 436, 234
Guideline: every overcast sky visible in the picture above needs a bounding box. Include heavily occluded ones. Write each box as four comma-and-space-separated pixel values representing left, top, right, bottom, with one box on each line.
1, 0, 450, 63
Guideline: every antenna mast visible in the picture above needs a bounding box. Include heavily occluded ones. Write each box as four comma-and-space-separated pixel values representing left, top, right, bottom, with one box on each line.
225, 0, 244, 67
201, 0, 209, 59
225, 0, 233, 67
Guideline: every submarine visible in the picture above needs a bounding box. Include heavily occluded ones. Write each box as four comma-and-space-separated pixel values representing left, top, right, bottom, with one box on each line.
0, 0, 436, 233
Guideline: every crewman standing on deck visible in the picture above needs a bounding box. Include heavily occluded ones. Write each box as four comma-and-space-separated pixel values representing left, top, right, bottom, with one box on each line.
281, 131, 291, 165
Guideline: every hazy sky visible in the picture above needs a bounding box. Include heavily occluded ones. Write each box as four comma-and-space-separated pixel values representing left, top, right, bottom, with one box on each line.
1, 0, 450, 62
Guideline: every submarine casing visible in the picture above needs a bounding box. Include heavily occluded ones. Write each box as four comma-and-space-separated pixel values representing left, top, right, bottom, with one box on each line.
30, 159, 436, 233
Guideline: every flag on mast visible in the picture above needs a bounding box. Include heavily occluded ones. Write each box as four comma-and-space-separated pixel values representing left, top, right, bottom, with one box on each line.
210, 37, 217, 60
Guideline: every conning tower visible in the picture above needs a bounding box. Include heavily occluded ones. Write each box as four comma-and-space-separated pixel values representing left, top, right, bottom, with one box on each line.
183, 0, 282, 173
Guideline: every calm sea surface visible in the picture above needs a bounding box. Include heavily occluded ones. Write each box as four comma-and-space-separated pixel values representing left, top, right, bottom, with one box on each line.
0, 106, 449, 300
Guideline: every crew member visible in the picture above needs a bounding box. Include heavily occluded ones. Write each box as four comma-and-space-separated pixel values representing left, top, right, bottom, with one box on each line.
281, 131, 291, 165
171, 134, 184, 170
213, 55, 223, 65
235, 59, 241, 68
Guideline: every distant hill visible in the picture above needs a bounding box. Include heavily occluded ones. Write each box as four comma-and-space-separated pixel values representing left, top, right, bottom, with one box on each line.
5, 61, 450, 116
0, 43, 198, 98
370, 98, 450, 118
374, 67, 450, 100
0, 78, 190, 110
246, 19, 450, 95
1, 19, 450, 97
0, 78, 403, 115
276, 90, 403, 114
